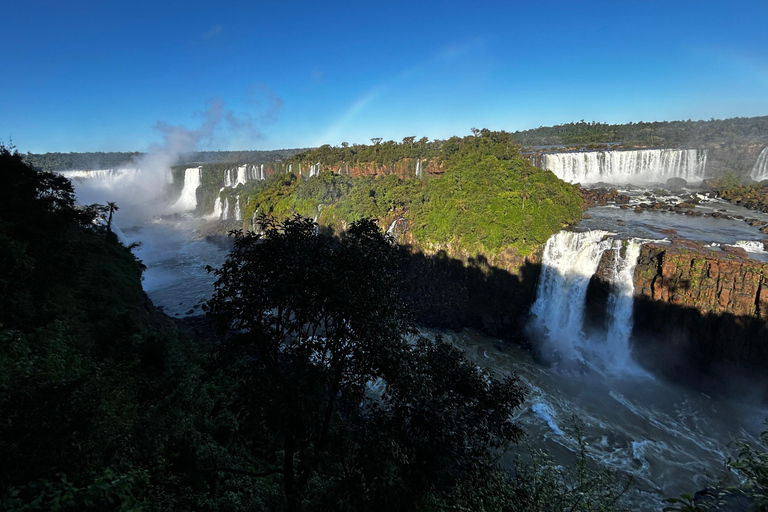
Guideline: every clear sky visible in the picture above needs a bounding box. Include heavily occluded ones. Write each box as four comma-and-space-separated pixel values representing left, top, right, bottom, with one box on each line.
2, 0, 767, 153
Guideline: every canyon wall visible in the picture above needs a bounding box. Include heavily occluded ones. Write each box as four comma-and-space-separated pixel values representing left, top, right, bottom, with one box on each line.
629, 240, 768, 391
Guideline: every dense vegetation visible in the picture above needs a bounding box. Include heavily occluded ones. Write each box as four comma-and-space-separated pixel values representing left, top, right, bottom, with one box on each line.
6, 143, 768, 511
513, 115, 768, 149
208, 130, 582, 255
0, 145, 632, 510
284, 128, 516, 169
24, 148, 308, 173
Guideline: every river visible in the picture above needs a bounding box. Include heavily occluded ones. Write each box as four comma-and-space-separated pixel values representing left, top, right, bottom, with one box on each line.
64, 160, 768, 511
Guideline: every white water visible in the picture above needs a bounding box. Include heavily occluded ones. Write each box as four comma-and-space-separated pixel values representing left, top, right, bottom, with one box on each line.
415, 158, 422, 179
542, 149, 708, 184
221, 197, 229, 221
735, 240, 767, 254
169, 167, 202, 212
751, 146, 768, 181
234, 196, 242, 221
447, 329, 764, 511
530, 230, 644, 372
59, 168, 141, 182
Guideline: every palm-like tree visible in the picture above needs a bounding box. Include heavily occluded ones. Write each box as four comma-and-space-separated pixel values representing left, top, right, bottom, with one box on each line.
106, 201, 119, 233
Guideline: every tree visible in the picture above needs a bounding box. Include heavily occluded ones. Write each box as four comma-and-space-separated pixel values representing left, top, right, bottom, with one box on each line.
370, 137, 382, 145
204, 215, 528, 511
106, 201, 119, 234
205, 215, 413, 510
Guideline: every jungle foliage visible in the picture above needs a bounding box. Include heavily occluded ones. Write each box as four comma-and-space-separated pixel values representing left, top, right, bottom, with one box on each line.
209, 130, 581, 255
512, 115, 768, 149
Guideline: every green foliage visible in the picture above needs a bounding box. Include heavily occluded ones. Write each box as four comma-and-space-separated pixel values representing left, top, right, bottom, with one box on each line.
411, 154, 582, 254
508, 421, 633, 512
665, 425, 768, 512
215, 131, 580, 256
24, 149, 308, 173
2, 468, 149, 512
204, 216, 529, 511
513, 116, 768, 148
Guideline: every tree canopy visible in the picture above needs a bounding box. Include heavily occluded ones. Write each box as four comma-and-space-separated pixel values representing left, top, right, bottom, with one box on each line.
204, 215, 528, 511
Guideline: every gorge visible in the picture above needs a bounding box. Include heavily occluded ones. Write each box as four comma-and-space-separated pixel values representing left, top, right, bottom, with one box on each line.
55, 138, 768, 510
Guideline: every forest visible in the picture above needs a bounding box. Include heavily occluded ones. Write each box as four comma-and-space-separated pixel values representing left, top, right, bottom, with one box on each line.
512, 115, 768, 149
206, 130, 582, 256
24, 148, 308, 173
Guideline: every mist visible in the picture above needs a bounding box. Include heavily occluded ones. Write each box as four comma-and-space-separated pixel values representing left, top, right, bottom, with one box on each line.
69, 94, 282, 225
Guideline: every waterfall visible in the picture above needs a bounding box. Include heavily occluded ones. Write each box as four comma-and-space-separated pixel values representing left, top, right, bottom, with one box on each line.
529, 230, 643, 372
207, 187, 226, 220
541, 149, 708, 184
751, 147, 768, 181
415, 158, 422, 179
221, 197, 229, 221
169, 167, 202, 212
236, 165, 248, 186
260, 164, 266, 181
234, 196, 242, 221
58, 168, 140, 183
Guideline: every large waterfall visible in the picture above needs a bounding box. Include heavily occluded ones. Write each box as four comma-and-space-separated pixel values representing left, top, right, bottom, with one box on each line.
542, 149, 708, 184
529, 230, 643, 372
59, 168, 141, 182
751, 146, 768, 181
169, 167, 202, 212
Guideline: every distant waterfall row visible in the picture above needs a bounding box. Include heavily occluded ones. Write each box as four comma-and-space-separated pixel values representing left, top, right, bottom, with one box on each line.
209, 165, 269, 220
529, 230, 643, 372
223, 164, 267, 187
538, 149, 708, 184
751, 147, 768, 181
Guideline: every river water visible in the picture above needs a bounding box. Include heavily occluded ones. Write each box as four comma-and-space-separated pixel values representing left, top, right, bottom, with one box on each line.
66, 169, 768, 511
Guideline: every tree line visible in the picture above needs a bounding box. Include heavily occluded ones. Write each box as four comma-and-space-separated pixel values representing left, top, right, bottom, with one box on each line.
512, 115, 768, 149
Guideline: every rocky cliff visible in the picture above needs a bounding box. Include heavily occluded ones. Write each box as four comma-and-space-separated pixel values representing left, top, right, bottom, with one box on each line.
629, 239, 768, 395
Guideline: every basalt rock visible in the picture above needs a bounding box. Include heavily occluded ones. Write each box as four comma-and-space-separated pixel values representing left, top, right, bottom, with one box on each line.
631, 239, 768, 396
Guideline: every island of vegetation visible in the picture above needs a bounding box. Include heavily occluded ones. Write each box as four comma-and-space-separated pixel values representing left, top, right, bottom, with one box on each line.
195, 129, 583, 258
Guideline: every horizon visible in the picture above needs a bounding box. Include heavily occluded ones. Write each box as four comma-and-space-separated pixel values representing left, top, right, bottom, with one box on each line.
3, 0, 767, 154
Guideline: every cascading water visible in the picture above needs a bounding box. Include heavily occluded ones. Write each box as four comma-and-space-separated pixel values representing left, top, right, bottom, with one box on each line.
207, 187, 226, 220
529, 230, 643, 372
59, 168, 141, 182
542, 149, 708, 184
221, 197, 229, 221
415, 158, 422, 179
234, 196, 242, 221
169, 167, 202, 212
751, 146, 768, 181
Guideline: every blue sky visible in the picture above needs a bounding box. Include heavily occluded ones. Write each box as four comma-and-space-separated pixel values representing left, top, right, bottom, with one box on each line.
2, 0, 767, 153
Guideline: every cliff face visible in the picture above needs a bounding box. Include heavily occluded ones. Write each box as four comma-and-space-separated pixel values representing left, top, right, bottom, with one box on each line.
399, 239, 541, 339
630, 239, 768, 388
634, 239, 768, 320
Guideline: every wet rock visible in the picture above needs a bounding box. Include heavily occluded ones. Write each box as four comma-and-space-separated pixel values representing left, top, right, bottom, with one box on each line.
666, 177, 688, 188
